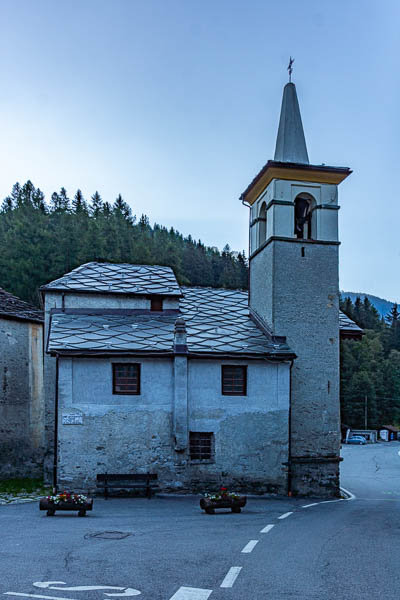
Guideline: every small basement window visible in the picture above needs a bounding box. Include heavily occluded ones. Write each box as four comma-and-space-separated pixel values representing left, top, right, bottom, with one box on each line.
222, 365, 247, 396
189, 432, 214, 461
113, 363, 140, 395
150, 297, 163, 311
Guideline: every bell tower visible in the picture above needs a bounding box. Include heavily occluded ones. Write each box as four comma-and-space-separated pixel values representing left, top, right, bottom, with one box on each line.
241, 79, 351, 496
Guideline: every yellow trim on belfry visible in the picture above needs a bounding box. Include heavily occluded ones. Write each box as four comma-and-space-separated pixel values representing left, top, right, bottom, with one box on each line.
244, 167, 350, 206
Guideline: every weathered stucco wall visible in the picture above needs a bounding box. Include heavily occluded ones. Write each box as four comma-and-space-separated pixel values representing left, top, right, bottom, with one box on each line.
187, 359, 290, 493
43, 290, 178, 482
55, 356, 290, 494
0, 318, 44, 477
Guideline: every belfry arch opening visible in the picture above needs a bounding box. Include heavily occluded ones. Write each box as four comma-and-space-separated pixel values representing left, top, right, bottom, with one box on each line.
258, 202, 267, 247
294, 193, 316, 240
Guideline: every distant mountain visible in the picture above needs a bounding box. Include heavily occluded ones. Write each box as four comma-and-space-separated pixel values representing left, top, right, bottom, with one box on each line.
341, 292, 396, 318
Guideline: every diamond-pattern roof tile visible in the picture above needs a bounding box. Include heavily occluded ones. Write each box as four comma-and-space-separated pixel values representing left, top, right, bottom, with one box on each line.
47, 284, 359, 356
41, 262, 181, 296
48, 313, 176, 353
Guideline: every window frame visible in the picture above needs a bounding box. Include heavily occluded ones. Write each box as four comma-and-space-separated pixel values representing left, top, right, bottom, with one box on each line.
221, 365, 247, 396
189, 431, 215, 463
112, 363, 141, 395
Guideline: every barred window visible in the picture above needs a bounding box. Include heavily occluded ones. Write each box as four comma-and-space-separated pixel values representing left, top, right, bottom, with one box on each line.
113, 363, 140, 395
189, 432, 214, 461
222, 365, 247, 396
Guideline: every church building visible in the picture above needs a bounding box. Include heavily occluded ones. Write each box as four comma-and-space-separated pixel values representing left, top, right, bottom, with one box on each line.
42, 80, 359, 497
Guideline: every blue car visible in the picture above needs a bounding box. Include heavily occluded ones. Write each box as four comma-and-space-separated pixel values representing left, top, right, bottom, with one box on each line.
347, 435, 367, 445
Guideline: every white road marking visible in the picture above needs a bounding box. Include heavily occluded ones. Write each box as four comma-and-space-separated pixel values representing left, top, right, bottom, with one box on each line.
302, 503, 319, 508
32, 583, 140, 597
278, 512, 293, 519
260, 524, 274, 533
220, 567, 242, 588
398, 450, 400, 457
340, 486, 356, 500
241, 540, 259, 553
168, 587, 212, 600
5, 594, 76, 600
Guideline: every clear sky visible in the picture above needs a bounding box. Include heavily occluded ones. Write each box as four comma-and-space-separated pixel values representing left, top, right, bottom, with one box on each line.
0, 0, 399, 301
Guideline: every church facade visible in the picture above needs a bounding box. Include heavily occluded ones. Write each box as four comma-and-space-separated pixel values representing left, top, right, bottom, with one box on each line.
42, 81, 358, 496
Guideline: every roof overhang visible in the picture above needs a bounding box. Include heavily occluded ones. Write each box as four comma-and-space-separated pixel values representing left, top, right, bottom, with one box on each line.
240, 160, 352, 206
40, 287, 183, 298
48, 349, 296, 361
339, 329, 364, 341
0, 313, 43, 325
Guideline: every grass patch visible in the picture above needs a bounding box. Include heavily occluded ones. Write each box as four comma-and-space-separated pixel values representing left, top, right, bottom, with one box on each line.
0, 478, 50, 495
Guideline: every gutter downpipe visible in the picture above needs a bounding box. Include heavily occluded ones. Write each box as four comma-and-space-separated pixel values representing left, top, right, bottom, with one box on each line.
287, 358, 294, 496
53, 353, 59, 494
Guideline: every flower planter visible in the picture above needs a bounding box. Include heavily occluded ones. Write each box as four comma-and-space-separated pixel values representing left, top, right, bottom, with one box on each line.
39, 497, 93, 517
200, 495, 246, 514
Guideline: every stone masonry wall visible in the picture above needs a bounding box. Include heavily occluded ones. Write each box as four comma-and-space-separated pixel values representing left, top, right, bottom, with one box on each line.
0, 318, 44, 477
250, 240, 341, 497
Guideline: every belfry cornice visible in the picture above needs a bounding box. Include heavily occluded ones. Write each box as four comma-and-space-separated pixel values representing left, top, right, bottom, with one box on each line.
240, 160, 352, 207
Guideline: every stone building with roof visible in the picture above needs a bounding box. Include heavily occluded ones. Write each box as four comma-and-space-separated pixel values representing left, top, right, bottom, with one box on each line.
42, 80, 361, 496
0, 287, 44, 477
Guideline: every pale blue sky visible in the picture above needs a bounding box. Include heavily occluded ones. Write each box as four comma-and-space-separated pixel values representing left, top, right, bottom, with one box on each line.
0, 1, 399, 300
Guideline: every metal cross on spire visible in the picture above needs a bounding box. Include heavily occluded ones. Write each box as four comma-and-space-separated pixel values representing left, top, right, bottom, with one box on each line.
288, 56, 294, 82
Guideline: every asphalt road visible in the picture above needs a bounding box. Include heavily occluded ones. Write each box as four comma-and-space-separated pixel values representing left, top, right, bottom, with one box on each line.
1, 443, 400, 600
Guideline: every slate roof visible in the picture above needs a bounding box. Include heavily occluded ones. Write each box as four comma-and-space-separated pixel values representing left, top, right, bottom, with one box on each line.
181, 287, 287, 355
339, 311, 363, 338
47, 282, 361, 356
48, 313, 176, 353
47, 287, 293, 358
40, 262, 182, 297
0, 287, 43, 324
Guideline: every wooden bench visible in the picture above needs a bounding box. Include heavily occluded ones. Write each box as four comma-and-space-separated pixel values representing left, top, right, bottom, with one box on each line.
96, 473, 158, 499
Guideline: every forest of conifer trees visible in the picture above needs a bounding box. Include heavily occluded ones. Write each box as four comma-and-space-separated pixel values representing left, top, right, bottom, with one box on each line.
1, 180, 399, 429
340, 296, 400, 429
0, 181, 248, 305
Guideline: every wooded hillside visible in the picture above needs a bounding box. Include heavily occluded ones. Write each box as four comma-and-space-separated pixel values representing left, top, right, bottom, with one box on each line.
340, 296, 400, 428
0, 181, 248, 305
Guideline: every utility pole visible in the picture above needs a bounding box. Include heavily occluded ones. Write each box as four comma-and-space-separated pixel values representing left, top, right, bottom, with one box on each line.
364, 395, 368, 429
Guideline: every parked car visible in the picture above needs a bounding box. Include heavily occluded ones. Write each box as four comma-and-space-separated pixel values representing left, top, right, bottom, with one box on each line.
346, 435, 367, 445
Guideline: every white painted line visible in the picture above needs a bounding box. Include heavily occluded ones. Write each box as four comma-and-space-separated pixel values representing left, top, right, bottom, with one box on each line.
33, 584, 140, 597
220, 567, 242, 588
340, 486, 356, 500
302, 502, 319, 508
398, 450, 400, 457
278, 511, 293, 519
5, 594, 77, 600
260, 524, 274, 533
241, 539, 259, 553
168, 587, 212, 600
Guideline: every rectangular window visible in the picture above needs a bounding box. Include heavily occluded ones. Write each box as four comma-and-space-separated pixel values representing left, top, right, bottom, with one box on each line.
189, 432, 214, 461
150, 297, 163, 311
222, 365, 247, 396
113, 363, 140, 395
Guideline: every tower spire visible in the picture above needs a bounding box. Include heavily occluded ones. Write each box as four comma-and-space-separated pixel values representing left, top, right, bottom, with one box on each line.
274, 78, 309, 164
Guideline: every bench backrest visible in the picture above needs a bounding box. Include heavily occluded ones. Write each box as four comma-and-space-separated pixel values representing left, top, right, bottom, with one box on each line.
97, 473, 157, 482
